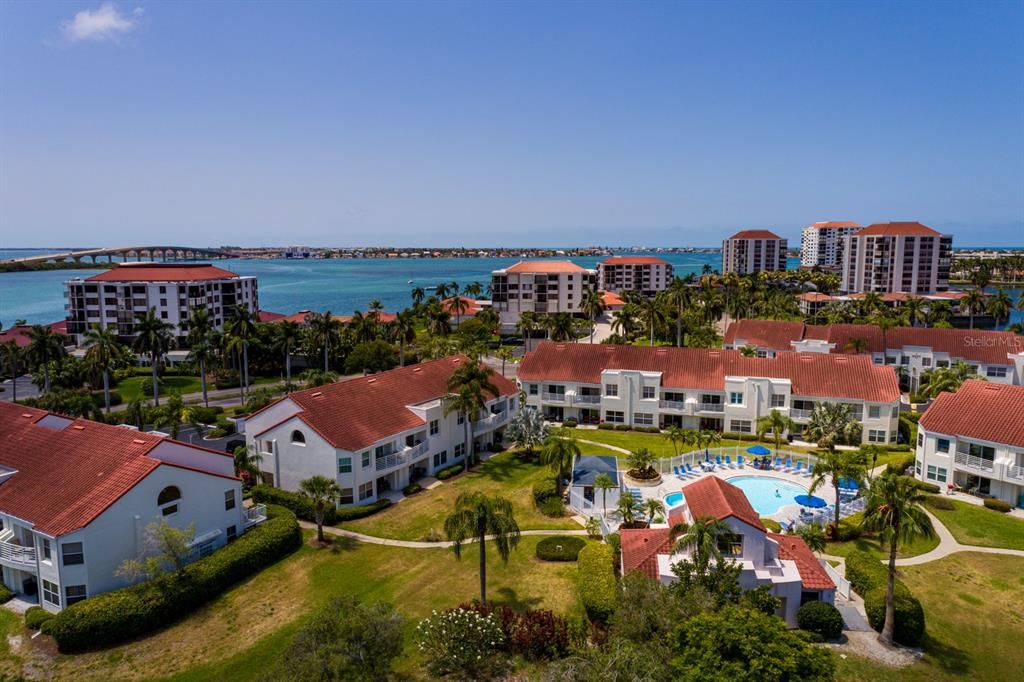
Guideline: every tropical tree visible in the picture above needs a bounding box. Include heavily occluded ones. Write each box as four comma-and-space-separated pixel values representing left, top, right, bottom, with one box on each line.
233, 444, 264, 488
443, 361, 500, 466
921, 360, 984, 400
756, 409, 798, 455
540, 435, 580, 496
625, 448, 657, 478
672, 516, 734, 573
697, 429, 721, 453
804, 402, 860, 452
616, 491, 643, 527
83, 324, 123, 412
390, 309, 417, 367
580, 288, 605, 343
644, 498, 666, 525
584, 515, 602, 538
225, 305, 258, 399
546, 313, 576, 342
665, 277, 692, 347
986, 288, 1013, 327
443, 492, 520, 605
495, 345, 516, 377
411, 286, 426, 308
268, 319, 300, 389
504, 406, 549, 458
463, 281, 483, 298
125, 398, 146, 430
663, 425, 687, 457
299, 475, 342, 543
132, 308, 173, 406
516, 311, 539, 350
638, 295, 665, 345
960, 288, 985, 330
861, 472, 935, 646
447, 296, 471, 327
304, 311, 341, 372
594, 472, 616, 516
797, 522, 827, 555
843, 337, 870, 354
1, 341, 22, 402
902, 296, 926, 328
186, 308, 217, 406
808, 450, 866, 530
26, 324, 67, 395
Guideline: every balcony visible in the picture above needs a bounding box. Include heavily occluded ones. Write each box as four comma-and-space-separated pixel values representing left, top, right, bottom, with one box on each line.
473, 412, 508, 435
574, 394, 600, 405
698, 403, 724, 413
0, 540, 37, 569
954, 451, 994, 473
542, 392, 567, 403
376, 441, 429, 471
1007, 465, 1024, 481
791, 408, 814, 420
244, 503, 267, 528
659, 399, 686, 411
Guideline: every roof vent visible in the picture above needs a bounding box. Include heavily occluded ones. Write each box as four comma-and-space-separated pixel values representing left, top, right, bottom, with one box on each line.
412, 367, 422, 373
311, 391, 323, 397
367, 378, 376, 384
72, 425, 86, 430
20, 413, 33, 418
132, 438, 146, 444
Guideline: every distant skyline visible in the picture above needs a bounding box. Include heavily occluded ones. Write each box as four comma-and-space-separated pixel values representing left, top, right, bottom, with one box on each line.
2, 1, 1022, 248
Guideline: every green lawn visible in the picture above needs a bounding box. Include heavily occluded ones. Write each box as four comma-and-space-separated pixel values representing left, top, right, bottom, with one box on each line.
563, 427, 816, 459
342, 451, 580, 540
115, 375, 204, 401
835, 553, 1024, 682
40, 533, 584, 681
825, 529, 940, 560
0, 608, 22, 677
927, 499, 1024, 551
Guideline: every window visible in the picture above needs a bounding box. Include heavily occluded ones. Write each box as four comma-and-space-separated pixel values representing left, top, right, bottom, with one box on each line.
290, 430, 306, 445
605, 410, 624, 424
729, 392, 743, 405
529, 384, 538, 395
362, 451, 371, 468
42, 539, 51, 562
605, 383, 618, 397
259, 439, 274, 455
921, 357, 931, 367
633, 413, 654, 426
62, 542, 84, 566
224, 489, 236, 511
227, 525, 238, 542
937, 438, 950, 453
42, 580, 60, 606
987, 366, 1007, 378
642, 386, 655, 399
915, 460, 922, 475
63, 585, 86, 606
925, 465, 947, 483
196, 539, 215, 559
158, 486, 180, 516
339, 488, 354, 505
917, 433, 923, 447
729, 420, 752, 434
338, 457, 352, 474
454, 443, 466, 458
770, 394, 786, 408
457, 413, 465, 425
433, 451, 448, 467
358, 482, 373, 501
868, 406, 880, 419
868, 430, 886, 443
429, 419, 439, 435
717, 534, 743, 557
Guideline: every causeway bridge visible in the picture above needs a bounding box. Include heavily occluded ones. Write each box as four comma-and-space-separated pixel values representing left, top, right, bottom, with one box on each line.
2, 246, 231, 265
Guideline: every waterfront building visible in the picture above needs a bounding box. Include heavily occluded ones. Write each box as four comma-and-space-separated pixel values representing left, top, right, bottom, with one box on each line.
65, 263, 258, 345
724, 319, 1024, 389
518, 342, 901, 444
441, 296, 488, 328
620, 476, 835, 626
722, 230, 788, 275
799, 221, 861, 270
0, 401, 262, 613
916, 380, 1024, 508
245, 356, 518, 506
841, 222, 953, 294
597, 256, 673, 296
490, 260, 598, 331
0, 321, 68, 348
795, 290, 987, 327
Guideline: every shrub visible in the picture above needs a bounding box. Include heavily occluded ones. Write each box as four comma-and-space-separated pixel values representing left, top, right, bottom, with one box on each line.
402, 483, 423, 496
578, 543, 616, 622
886, 454, 917, 476
721, 432, 760, 442
435, 463, 464, 480
760, 518, 782, 533
562, 419, 578, 428
416, 607, 505, 678
420, 528, 443, 543
864, 588, 925, 647
0, 584, 12, 604
912, 479, 941, 494
539, 496, 565, 517
925, 495, 955, 511
335, 499, 391, 522
215, 417, 237, 435
797, 601, 844, 640
984, 498, 1012, 513
831, 517, 863, 542
47, 505, 301, 652
613, 424, 631, 431
597, 423, 615, 430
206, 427, 227, 438
92, 389, 123, 407
532, 477, 559, 506
25, 606, 54, 630
845, 550, 886, 595
536, 536, 586, 561
459, 602, 571, 660
252, 486, 338, 525
189, 406, 223, 424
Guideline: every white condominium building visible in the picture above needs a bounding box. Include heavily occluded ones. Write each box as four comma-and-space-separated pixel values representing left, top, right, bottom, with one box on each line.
799, 221, 861, 269
841, 222, 953, 294
518, 342, 902, 445
245, 356, 518, 506
490, 260, 597, 330
722, 230, 788, 275
0, 402, 262, 613
916, 380, 1024, 509
597, 256, 674, 296
65, 262, 258, 345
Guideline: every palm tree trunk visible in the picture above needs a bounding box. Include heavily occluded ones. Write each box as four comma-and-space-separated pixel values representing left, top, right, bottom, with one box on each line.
833, 480, 841, 528
399, 340, 405, 367
881, 531, 899, 645
43, 365, 51, 394
323, 344, 329, 372
464, 416, 473, 466
676, 306, 682, 347
200, 359, 209, 407
317, 511, 325, 543
478, 524, 488, 605
151, 356, 160, 406
242, 343, 250, 400
102, 369, 111, 412
285, 349, 292, 388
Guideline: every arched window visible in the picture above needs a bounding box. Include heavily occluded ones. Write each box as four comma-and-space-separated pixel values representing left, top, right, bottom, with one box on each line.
158, 486, 181, 516
291, 430, 306, 445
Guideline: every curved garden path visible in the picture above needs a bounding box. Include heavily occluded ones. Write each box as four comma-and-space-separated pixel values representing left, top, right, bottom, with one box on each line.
299, 521, 590, 549
571, 438, 631, 455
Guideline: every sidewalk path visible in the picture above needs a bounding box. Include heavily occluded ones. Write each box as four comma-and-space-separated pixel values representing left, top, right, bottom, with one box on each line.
571, 438, 630, 455
299, 521, 590, 549
894, 509, 1024, 566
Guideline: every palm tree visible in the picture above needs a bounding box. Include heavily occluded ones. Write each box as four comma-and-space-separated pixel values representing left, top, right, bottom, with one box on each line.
307, 311, 343, 372
665, 277, 691, 347
273, 319, 302, 388
516, 311, 539, 350
862, 472, 935, 647
960, 288, 985, 330
616, 491, 643, 527
644, 498, 666, 525
84, 324, 122, 412
756, 409, 798, 456
594, 473, 616, 516
546, 313, 576, 342
495, 345, 516, 377
299, 475, 342, 544
443, 492, 520, 605
697, 429, 721, 454
804, 402, 860, 452
434, 282, 450, 300
132, 309, 173, 406
986, 289, 1013, 328
797, 522, 827, 555
638, 295, 665, 345
902, 296, 926, 328
843, 337, 870, 354
443, 362, 500, 466
673, 516, 733, 572
1, 341, 22, 402
663, 425, 687, 457
579, 288, 605, 343
919, 360, 984, 399
626, 448, 657, 478
463, 281, 483, 298
504, 407, 548, 459
125, 398, 146, 430
233, 443, 265, 488
809, 450, 866, 530
225, 305, 258, 399
410, 286, 426, 308
390, 309, 417, 367
447, 296, 471, 327
540, 436, 580, 496
186, 308, 217, 406
26, 324, 66, 395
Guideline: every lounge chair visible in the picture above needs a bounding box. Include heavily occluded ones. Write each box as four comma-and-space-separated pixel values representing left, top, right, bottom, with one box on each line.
804, 463, 814, 477
782, 459, 794, 472
723, 455, 734, 468
779, 520, 795, 532
792, 461, 804, 475
736, 455, 745, 468
715, 456, 723, 468
686, 463, 700, 477
773, 457, 784, 470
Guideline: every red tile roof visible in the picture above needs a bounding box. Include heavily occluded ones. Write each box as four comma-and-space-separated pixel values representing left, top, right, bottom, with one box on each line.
727, 230, 784, 240
0, 322, 69, 348
806, 221, 861, 229
86, 263, 240, 282
919, 380, 1024, 448
0, 402, 234, 537
503, 260, 588, 274
255, 356, 518, 451
442, 296, 484, 316
601, 291, 625, 307
271, 310, 397, 325
518, 342, 900, 402
257, 310, 286, 322
768, 533, 835, 590
620, 527, 673, 580
601, 256, 671, 266
799, 292, 835, 302
853, 221, 942, 237
724, 320, 808, 349
684, 477, 766, 531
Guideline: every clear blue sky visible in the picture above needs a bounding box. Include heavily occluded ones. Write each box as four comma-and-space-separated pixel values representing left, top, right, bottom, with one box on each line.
1, 1, 1022, 248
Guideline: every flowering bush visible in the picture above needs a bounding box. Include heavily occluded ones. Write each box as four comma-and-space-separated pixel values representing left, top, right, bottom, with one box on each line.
458, 602, 570, 659
416, 607, 505, 678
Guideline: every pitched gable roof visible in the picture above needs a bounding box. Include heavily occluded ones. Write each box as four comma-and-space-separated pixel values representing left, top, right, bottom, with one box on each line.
504, 260, 588, 274
853, 221, 942, 237
86, 263, 240, 282
768, 533, 834, 590
620, 527, 673, 580
919, 380, 1024, 448
683, 477, 765, 531
727, 229, 784, 240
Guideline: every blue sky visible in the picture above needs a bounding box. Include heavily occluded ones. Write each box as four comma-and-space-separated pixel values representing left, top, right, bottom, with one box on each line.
1, 1, 1022, 248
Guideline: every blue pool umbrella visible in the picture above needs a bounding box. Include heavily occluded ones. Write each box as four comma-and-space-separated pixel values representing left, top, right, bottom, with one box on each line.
838, 478, 860, 490
747, 445, 771, 455
794, 494, 827, 508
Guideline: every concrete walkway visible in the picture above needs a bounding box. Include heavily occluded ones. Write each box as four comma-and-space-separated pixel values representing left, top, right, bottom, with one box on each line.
572, 438, 631, 455
893, 509, 1024, 566
299, 521, 590, 549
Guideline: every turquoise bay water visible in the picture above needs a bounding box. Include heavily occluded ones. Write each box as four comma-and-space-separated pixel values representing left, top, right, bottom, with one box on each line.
726, 475, 808, 516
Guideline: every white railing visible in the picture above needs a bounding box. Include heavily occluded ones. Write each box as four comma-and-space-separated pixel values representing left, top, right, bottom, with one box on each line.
699, 403, 724, 412
1006, 464, 1024, 481
0, 540, 37, 568
542, 392, 567, 403
824, 560, 850, 599
791, 408, 813, 420
244, 504, 267, 528
659, 399, 686, 411
955, 451, 994, 473
473, 412, 507, 434
376, 442, 428, 471
574, 394, 600, 405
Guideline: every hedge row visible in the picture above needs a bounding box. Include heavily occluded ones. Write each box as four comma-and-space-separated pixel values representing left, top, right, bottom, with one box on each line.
47, 504, 301, 652
984, 498, 1012, 513
536, 536, 586, 561
25, 606, 54, 631
436, 463, 465, 480
532, 477, 558, 506
0, 584, 12, 604
577, 543, 616, 622
796, 601, 843, 640
845, 550, 925, 646
252, 485, 338, 525
335, 498, 392, 522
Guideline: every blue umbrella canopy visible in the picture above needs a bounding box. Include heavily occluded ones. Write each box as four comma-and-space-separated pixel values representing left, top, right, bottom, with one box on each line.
747, 445, 771, 455
838, 477, 860, 490
794, 494, 827, 508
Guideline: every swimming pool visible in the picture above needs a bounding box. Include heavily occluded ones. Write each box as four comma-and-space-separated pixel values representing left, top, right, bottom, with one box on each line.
725, 476, 808, 516
665, 492, 684, 507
